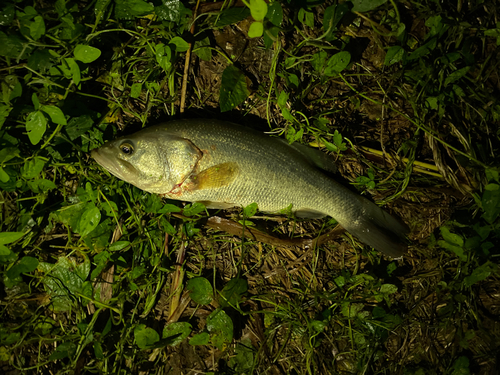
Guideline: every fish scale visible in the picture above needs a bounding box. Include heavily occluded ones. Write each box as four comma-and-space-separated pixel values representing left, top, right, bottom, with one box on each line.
91, 118, 409, 257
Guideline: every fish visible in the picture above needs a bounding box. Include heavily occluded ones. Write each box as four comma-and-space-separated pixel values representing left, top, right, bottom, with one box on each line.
91, 118, 409, 257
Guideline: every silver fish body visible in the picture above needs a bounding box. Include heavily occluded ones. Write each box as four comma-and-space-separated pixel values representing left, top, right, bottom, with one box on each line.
91, 119, 408, 257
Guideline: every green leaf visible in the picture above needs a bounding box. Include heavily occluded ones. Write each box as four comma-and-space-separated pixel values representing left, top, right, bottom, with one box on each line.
215, 7, 250, 27
0, 147, 20, 164
48, 342, 77, 361
444, 67, 470, 86
193, 37, 211, 61
158, 203, 182, 214
26, 110, 47, 145
323, 3, 351, 41
482, 188, 500, 223
0, 167, 9, 183
169, 36, 189, 52
109, 241, 130, 251
115, 0, 154, 19
21, 157, 45, 179
189, 332, 210, 346
438, 232, 466, 261
0, 32, 32, 59
0, 103, 13, 128
6, 256, 39, 279
324, 51, 351, 76
134, 324, 159, 349
249, 0, 268, 22
78, 204, 101, 237
32, 93, 40, 111
384, 46, 405, 66
351, 0, 388, 12
130, 82, 142, 98
162, 322, 192, 346
220, 65, 249, 112
186, 277, 213, 305
0, 3, 15, 26
452, 356, 470, 375
243, 202, 258, 218
464, 262, 496, 287
219, 278, 247, 307
298, 8, 314, 28
182, 202, 205, 217
207, 309, 233, 350
29, 15, 45, 40
74, 45, 102, 63
248, 21, 264, 38
229, 338, 255, 372
155, 0, 184, 22
66, 115, 94, 141
65, 58, 81, 86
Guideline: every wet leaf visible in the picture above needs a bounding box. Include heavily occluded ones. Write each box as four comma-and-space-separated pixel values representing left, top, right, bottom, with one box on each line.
186, 277, 213, 305
74, 44, 101, 63
163, 322, 192, 346
220, 65, 249, 112
134, 324, 159, 349
26, 110, 47, 145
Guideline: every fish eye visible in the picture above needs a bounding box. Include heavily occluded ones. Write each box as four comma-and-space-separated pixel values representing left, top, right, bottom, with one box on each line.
120, 142, 134, 155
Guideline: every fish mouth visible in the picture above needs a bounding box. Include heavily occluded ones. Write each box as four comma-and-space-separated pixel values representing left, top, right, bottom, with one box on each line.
91, 148, 134, 181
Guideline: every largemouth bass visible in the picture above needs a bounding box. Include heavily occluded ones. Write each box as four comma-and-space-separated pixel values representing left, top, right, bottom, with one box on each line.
91, 119, 408, 257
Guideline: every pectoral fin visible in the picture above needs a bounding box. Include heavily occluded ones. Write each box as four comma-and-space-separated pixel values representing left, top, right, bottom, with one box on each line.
193, 162, 239, 190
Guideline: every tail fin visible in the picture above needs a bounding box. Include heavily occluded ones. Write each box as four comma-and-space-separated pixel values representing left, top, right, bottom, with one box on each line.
342, 199, 409, 257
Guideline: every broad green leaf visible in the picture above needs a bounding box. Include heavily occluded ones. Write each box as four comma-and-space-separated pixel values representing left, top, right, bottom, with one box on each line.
249, 0, 267, 21
0, 167, 9, 183
115, 0, 154, 19
21, 157, 45, 179
323, 3, 351, 41
78, 204, 101, 237
219, 278, 248, 307
32, 93, 40, 110
384, 46, 405, 66
162, 322, 192, 346
243, 203, 258, 218
109, 241, 130, 251
193, 37, 211, 61
64, 58, 81, 86
444, 67, 470, 86
66, 115, 93, 141
0, 103, 12, 128
0, 232, 24, 246
229, 338, 255, 372
351, 0, 388, 12
29, 15, 45, 40
27, 178, 56, 193
311, 50, 328, 72
324, 51, 351, 76
482, 188, 500, 223
215, 8, 250, 27
220, 65, 249, 112
38, 256, 91, 311
130, 82, 142, 98
49, 342, 76, 361
0, 3, 15, 26
189, 332, 210, 346
183, 202, 206, 217
158, 203, 182, 213
74, 44, 101, 63
169, 36, 189, 52
186, 277, 213, 305
248, 21, 263, 38
26, 110, 47, 145
380, 284, 398, 295
6, 256, 39, 279
464, 262, 496, 287
155, 0, 184, 22
298, 8, 314, 28
207, 309, 233, 350
134, 324, 159, 349
0, 32, 32, 59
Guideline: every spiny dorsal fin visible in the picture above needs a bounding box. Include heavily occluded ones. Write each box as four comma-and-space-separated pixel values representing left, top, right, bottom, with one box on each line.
193, 162, 239, 190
